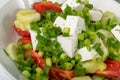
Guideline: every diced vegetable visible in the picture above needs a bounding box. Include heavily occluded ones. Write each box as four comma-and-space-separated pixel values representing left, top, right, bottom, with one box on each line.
16, 9, 40, 25
82, 61, 106, 73
71, 76, 92, 80
100, 11, 116, 30
22, 70, 31, 78
33, 1, 62, 14
96, 59, 120, 78
5, 1, 120, 80
6, 43, 18, 61
92, 75, 108, 80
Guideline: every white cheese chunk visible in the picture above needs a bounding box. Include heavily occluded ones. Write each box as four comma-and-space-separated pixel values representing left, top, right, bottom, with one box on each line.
57, 36, 78, 58
90, 9, 103, 21
29, 30, 38, 50
65, 15, 86, 36
47, 0, 67, 4
29, 28, 43, 50
111, 25, 120, 42
54, 16, 66, 31
76, 46, 100, 61
61, 0, 84, 12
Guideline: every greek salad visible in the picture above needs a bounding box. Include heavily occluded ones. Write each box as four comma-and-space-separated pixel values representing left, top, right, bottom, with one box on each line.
4, 0, 120, 80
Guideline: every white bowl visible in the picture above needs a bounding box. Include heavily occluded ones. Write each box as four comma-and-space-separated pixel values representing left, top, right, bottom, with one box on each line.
0, 0, 120, 80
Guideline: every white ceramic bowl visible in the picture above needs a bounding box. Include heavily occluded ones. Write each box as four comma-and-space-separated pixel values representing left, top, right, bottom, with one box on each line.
0, 0, 120, 80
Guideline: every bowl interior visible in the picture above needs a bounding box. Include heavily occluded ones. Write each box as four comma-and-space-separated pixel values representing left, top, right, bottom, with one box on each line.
0, 0, 120, 79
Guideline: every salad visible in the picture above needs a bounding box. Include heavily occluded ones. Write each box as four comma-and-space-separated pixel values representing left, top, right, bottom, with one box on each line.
4, 0, 120, 80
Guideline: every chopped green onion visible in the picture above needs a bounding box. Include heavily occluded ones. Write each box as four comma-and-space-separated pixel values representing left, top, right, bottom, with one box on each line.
30, 22, 41, 33
71, 60, 76, 66
22, 70, 31, 78
65, 62, 73, 70
38, 51, 44, 57
35, 67, 43, 74
85, 4, 93, 10
77, 33, 84, 40
60, 53, 67, 60
63, 27, 70, 37
46, 57, 52, 67
74, 62, 86, 76
97, 32, 105, 40
92, 43, 101, 49
96, 48, 104, 56
74, 54, 82, 62
52, 56, 58, 63
81, 0, 89, 4
84, 39, 91, 46
23, 43, 32, 50
76, 0, 81, 3
86, 45, 91, 51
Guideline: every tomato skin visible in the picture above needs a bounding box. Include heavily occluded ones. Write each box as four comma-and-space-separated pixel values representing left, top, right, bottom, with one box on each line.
33, 1, 62, 14
30, 50, 46, 69
18, 37, 32, 44
96, 59, 120, 78
49, 67, 74, 80
14, 25, 30, 38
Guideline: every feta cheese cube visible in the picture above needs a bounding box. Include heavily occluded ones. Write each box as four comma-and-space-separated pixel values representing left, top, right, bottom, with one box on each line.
61, 0, 84, 12
65, 15, 86, 36
76, 46, 100, 61
29, 28, 43, 50
29, 30, 38, 50
57, 36, 78, 58
90, 9, 103, 21
111, 25, 120, 42
47, 0, 67, 4
54, 16, 66, 31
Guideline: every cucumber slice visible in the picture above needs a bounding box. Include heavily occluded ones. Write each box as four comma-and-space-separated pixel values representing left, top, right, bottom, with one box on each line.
16, 9, 40, 25
92, 75, 108, 80
97, 29, 114, 43
71, 76, 92, 80
101, 11, 116, 29
6, 43, 18, 62
14, 20, 30, 31
94, 36, 109, 61
82, 61, 106, 73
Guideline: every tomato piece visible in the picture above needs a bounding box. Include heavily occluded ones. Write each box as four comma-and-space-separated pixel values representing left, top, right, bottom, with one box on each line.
18, 37, 31, 44
96, 59, 120, 78
14, 25, 30, 38
33, 1, 62, 14
30, 50, 46, 69
49, 67, 74, 80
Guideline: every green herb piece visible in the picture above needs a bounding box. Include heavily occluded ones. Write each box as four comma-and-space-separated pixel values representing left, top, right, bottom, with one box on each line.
22, 70, 31, 78
78, 33, 84, 40
76, 0, 81, 3
74, 62, 86, 76
96, 48, 104, 56
23, 43, 32, 50
38, 51, 44, 57
60, 53, 68, 60
74, 54, 82, 62
101, 11, 116, 30
3, 49, 9, 56
30, 22, 41, 33
46, 57, 52, 67
65, 62, 73, 70
84, 39, 91, 46
97, 32, 105, 40
85, 4, 93, 10
35, 67, 43, 74
93, 43, 101, 49
63, 27, 70, 37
